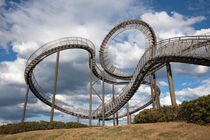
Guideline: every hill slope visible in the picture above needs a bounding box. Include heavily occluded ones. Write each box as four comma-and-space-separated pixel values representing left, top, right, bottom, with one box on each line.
0, 122, 210, 140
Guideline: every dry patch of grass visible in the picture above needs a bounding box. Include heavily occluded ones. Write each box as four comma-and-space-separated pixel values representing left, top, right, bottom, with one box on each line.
0, 122, 210, 140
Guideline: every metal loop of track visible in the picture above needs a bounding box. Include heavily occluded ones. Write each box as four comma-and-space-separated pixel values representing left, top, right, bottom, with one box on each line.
24, 20, 210, 120
100, 19, 157, 80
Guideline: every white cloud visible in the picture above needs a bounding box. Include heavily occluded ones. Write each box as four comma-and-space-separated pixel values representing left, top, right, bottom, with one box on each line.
0, 119, 12, 126
157, 63, 210, 79
110, 41, 145, 69
194, 28, 210, 35
160, 92, 181, 106
160, 78, 210, 106
0, 58, 25, 84
176, 78, 210, 100
141, 11, 205, 40
12, 41, 40, 58
171, 63, 210, 77
0, 0, 150, 49
159, 81, 168, 87
27, 100, 51, 114
0, 0, 5, 7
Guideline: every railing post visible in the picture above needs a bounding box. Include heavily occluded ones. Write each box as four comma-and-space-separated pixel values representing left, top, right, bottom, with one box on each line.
153, 74, 160, 109
166, 63, 177, 106
89, 58, 93, 126
150, 74, 156, 109
21, 85, 29, 123
50, 51, 60, 122
112, 84, 115, 126
102, 71, 105, 127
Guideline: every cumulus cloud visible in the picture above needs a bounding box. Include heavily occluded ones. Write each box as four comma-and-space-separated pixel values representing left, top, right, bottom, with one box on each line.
155, 62, 210, 79
160, 92, 181, 106
12, 41, 40, 59
194, 28, 210, 35
176, 78, 210, 101
110, 41, 145, 69
160, 78, 210, 106
0, 0, 151, 49
171, 63, 210, 77
141, 11, 205, 40
0, 58, 25, 84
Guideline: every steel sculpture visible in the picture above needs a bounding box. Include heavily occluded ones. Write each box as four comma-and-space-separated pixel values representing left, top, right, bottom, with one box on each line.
23, 19, 210, 125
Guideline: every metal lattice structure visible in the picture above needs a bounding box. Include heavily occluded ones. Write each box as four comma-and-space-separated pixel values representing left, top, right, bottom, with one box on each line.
24, 20, 210, 121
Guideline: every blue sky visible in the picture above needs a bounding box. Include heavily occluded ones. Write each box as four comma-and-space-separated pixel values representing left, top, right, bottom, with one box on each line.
0, 0, 210, 126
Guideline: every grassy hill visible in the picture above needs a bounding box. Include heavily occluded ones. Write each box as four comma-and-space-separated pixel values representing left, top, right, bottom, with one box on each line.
0, 122, 210, 140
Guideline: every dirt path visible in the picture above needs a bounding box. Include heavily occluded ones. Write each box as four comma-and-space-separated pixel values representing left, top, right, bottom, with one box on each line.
0, 122, 210, 140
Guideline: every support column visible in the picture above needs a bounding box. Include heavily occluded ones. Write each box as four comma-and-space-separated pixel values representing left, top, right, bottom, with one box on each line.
98, 119, 100, 127
166, 63, 177, 106
127, 102, 130, 125
89, 58, 93, 126
77, 116, 79, 123
116, 112, 119, 125
21, 85, 29, 123
149, 74, 156, 109
112, 84, 115, 126
102, 71, 105, 127
153, 74, 160, 109
50, 51, 60, 122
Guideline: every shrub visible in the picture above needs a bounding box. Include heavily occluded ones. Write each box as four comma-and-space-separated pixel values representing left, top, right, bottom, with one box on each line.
178, 95, 210, 124
134, 95, 210, 125
0, 121, 87, 134
134, 106, 178, 124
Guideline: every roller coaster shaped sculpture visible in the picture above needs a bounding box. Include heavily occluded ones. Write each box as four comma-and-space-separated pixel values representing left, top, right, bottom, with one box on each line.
24, 19, 210, 122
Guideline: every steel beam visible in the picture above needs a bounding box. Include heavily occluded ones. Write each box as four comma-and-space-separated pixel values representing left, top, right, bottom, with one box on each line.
92, 87, 102, 101
148, 63, 166, 75
102, 71, 105, 127
112, 84, 115, 126
166, 63, 177, 106
92, 78, 99, 86
89, 58, 93, 126
153, 74, 160, 109
149, 74, 156, 109
21, 85, 29, 123
50, 51, 60, 122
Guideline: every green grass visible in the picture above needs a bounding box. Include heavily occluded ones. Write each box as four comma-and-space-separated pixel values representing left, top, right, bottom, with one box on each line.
158, 131, 180, 137
0, 121, 87, 134
133, 129, 156, 139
